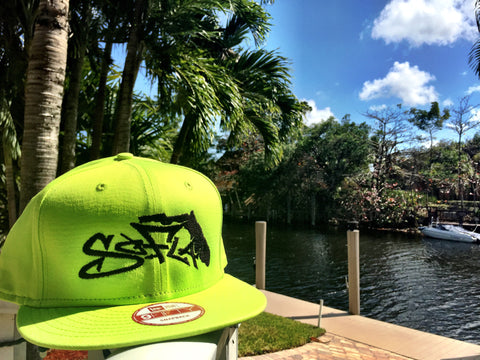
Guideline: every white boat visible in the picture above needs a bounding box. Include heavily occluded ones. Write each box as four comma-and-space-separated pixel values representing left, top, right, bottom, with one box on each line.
419, 223, 480, 243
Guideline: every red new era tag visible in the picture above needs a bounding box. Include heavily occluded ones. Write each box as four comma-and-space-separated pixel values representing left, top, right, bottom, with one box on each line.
132, 302, 205, 326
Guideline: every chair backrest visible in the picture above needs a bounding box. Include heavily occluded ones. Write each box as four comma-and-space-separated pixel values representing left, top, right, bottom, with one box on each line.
0, 301, 24, 360
88, 325, 239, 360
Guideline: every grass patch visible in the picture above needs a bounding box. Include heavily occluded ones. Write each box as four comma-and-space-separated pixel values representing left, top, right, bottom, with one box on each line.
238, 312, 325, 357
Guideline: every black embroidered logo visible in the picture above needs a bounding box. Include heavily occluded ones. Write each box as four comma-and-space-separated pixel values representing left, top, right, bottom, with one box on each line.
79, 211, 211, 279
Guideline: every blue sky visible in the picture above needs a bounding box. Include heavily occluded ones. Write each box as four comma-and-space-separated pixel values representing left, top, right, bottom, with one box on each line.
261, 0, 480, 141
130, 0, 480, 142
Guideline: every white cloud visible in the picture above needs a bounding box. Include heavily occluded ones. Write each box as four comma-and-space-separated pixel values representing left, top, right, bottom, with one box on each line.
471, 108, 480, 122
421, 138, 440, 148
467, 85, 480, 95
442, 98, 454, 107
371, 0, 476, 47
471, 108, 480, 123
359, 61, 438, 106
303, 100, 335, 126
368, 104, 388, 112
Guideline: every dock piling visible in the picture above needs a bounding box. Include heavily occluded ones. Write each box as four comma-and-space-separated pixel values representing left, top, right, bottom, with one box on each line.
347, 229, 360, 315
255, 221, 267, 290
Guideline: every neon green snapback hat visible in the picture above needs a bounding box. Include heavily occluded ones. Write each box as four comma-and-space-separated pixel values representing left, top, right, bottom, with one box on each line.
0, 153, 266, 350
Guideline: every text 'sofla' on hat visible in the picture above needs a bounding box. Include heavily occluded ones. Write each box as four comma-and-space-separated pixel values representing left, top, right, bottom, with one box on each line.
0, 153, 266, 350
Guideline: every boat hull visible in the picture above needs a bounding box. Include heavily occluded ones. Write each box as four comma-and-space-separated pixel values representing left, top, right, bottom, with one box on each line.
419, 225, 480, 243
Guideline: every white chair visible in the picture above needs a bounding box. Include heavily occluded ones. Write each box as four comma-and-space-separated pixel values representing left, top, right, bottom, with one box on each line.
87, 325, 239, 360
0, 301, 25, 360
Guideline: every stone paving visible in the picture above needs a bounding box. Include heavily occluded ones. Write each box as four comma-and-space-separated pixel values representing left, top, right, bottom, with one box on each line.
240, 333, 412, 360
260, 290, 480, 360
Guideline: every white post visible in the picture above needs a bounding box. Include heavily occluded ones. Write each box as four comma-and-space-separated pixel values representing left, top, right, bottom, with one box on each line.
255, 221, 266, 290
347, 229, 360, 315
0, 300, 25, 360
317, 299, 323, 328
223, 326, 238, 360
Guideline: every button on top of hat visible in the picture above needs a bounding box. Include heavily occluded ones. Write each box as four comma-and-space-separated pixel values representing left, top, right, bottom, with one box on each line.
115, 152, 134, 161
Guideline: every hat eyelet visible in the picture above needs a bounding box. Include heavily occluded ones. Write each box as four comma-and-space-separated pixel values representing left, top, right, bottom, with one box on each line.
96, 183, 106, 192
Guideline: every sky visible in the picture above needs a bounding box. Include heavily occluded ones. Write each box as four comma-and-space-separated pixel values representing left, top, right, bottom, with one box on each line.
129, 0, 480, 143
261, 0, 480, 141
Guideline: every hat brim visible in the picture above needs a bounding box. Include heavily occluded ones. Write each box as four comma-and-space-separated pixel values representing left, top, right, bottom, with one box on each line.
17, 274, 266, 350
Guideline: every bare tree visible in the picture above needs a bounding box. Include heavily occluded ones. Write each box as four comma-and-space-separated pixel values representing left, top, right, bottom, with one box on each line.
447, 95, 480, 208
363, 104, 412, 190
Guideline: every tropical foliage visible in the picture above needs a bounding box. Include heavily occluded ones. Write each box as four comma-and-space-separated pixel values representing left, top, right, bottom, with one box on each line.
216, 100, 480, 229
4, 0, 480, 241
0, 0, 307, 237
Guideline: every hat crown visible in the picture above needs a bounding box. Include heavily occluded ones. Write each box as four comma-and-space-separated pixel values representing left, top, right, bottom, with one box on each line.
0, 155, 225, 307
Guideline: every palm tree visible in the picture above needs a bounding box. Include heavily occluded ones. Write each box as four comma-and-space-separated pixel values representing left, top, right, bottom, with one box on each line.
0, 0, 35, 229
59, 0, 93, 173
112, 0, 145, 154
60, 0, 131, 167
219, 48, 307, 165
89, 37, 113, 160
20, 0, 70, 211
0, 98, 20, 230
89, 0, 130, 159
475, 0, 480, 31
112, 0, 290, 159
469, 0, 480, 76
129, 95, 180, 160
143, 3, 306, 165
18, 4, 69, 358
112, 0, 224, 154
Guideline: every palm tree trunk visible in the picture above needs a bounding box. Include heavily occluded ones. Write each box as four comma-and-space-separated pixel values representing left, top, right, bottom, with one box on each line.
20, 5, 69, 358
170, 113, 196, 164
20, 0, 69, 210
60, 42, 86, 174
112, 0, 145, 155
4, 151, 17, 228
90, 39, 113, 160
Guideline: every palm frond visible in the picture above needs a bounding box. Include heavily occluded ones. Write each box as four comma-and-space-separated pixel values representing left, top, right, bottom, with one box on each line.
476, 0, 480, 32
0, 98, 20, 160
469, 38, 480, 78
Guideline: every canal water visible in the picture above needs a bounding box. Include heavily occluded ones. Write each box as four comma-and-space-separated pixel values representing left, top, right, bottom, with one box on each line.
222, 221, 480, 345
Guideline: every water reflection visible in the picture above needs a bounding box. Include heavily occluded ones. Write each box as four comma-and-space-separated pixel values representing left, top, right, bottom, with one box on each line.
222, 221, 480, 344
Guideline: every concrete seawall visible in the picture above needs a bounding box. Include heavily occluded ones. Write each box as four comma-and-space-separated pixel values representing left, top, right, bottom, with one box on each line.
251, 290, 480, 360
